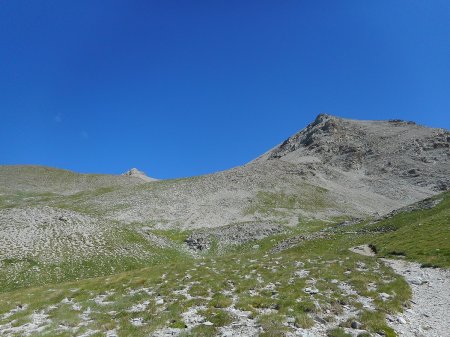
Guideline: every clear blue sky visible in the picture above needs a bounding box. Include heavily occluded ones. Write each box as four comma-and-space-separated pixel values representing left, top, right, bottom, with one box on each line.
1, 1, 449, 178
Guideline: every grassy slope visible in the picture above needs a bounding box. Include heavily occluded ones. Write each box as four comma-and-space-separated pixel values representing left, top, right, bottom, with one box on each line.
0, 174, 448, 336
353, 191, 449, 268
0, 219, 413, 337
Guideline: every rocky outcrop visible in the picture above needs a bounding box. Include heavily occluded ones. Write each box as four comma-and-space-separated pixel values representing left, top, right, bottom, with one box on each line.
185, 222, 285, 251
258, 113, 450, 193
122, 168, 156, 182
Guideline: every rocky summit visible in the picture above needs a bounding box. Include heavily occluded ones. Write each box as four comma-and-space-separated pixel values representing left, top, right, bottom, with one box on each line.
0, 114, 449, 337
122, 168, 156, 182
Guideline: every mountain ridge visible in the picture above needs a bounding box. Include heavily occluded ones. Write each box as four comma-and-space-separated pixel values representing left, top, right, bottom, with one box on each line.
1, 114, 448, 229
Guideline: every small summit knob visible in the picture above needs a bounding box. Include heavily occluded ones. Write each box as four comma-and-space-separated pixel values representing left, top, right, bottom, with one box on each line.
127, 168, 141, 175
122, 168, 156, 182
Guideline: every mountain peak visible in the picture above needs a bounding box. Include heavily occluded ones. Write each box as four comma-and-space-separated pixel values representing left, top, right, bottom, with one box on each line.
313, 113, 338, 123
262, 113, 347, 161
257, 115, 449, 185
122, 168, 156, 182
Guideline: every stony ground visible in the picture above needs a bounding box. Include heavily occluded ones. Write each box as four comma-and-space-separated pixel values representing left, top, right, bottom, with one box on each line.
0, 232, 412, 337
350, 244, 450, 337
382, 259, 450, 337
0, 206, 110, 263
0, 192, 448, 337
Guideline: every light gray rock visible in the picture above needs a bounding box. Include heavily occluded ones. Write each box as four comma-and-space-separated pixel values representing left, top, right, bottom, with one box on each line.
408, 277, 426, 285
380, 292, 391, 301
304, 287, 319, 295
397, 317, 407, 324
122, 168, 156, 182
382, 259, 450, 337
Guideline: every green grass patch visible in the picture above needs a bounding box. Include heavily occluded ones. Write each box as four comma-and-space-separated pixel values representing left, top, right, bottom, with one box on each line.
368, 192, 450, 267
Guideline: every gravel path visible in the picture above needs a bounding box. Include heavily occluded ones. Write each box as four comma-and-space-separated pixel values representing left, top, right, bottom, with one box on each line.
382, 259, 450, 337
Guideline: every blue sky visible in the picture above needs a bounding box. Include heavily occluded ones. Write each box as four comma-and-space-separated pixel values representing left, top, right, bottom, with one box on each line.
1, 1, 449, 178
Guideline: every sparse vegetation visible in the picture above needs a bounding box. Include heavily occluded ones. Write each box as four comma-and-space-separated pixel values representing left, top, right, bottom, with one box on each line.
1, 187, 448, 335
327, 327, 352, 337
0, 115, 449, 336
244, 184, 331, 216
0, 218, 415, 336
